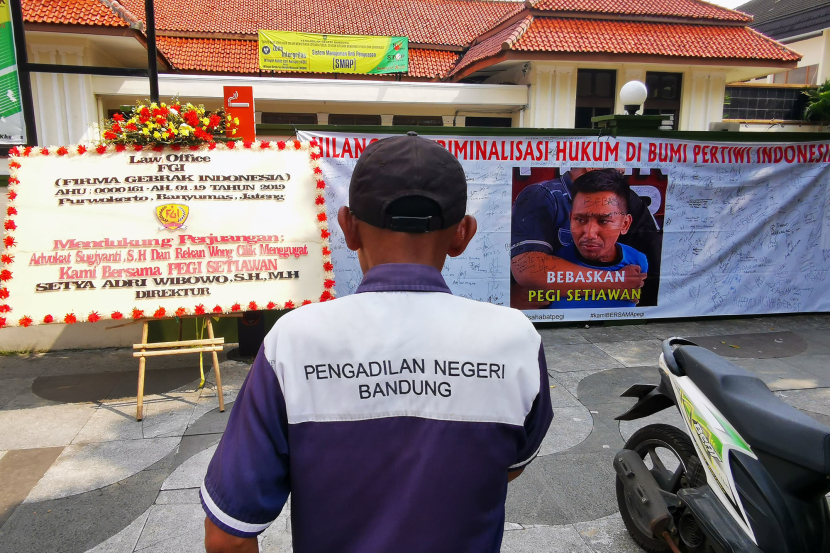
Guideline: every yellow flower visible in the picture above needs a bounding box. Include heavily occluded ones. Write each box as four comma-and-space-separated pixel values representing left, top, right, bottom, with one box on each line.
233, 117, 239, 125
150, 102, 158, 109
161, 102, 167, 108
170, 127, 178, 135
142, 128, 150, 136
153, 131, 161, 139
202, 117, 209, 125
162, 132, 169, 139
232, 129, 237, 135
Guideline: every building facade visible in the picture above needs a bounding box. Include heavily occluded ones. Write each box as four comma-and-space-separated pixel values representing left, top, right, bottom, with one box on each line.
19, 0, 800, 148
726, 0, 830, 131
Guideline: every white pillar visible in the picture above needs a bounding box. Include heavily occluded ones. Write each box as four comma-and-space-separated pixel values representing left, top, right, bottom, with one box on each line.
316, 113, 329, 125
381, 114, 394, 126
454, 115, 466, 127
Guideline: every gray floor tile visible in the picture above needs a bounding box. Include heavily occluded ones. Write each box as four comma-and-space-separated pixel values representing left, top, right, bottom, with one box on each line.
545, 449, 620, 523
540, 406, 593, 456
775, 388, 830, 417
0, 403, 98, 450
501, 524, 592, 553
779, 354, 830, 383
134, 503, 205, 552
25, 437, 179, 503
732, 357, 828, 390
544, 344, 623, 373
506, 455, 569, 526
575, 369, 641, 407
84, 507, 151, 553
574, 513, 642, 553
161, 444, 217, 491
552, 370, 608, 398
577, 325, 653, 344
0, 468, 166, 553
547, 375, 583, 408
537, 328, 590, 346
593, 340, 662, 368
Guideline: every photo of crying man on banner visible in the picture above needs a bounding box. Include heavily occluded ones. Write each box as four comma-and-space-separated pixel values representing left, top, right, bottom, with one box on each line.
510, 167, 665, 311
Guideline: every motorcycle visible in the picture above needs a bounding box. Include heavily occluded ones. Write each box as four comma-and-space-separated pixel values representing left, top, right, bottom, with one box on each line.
613, 337, 830, 553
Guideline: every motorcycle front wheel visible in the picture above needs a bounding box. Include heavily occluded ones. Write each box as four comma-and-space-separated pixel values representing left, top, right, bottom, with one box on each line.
616, 424, 705, 553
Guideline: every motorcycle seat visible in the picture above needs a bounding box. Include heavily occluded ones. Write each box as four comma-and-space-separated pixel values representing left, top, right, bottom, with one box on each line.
673, 345, 830, 476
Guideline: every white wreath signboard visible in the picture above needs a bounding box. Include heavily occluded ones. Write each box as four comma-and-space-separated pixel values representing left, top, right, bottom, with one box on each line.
0, 140, 334, 327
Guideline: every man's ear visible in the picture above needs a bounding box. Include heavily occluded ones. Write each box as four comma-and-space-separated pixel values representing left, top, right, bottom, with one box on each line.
620, 213, 633, 235
447, 215, 477, 258
337, 206, 363, 252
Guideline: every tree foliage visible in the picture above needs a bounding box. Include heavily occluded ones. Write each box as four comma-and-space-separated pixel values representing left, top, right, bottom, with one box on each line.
803, 80, 830, 123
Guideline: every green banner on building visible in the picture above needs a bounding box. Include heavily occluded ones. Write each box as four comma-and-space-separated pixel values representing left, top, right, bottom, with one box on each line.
0, 0, 25, 145
258, 31, 408, 74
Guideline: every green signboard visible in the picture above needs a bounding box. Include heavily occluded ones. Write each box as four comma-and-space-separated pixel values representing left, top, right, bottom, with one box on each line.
0, 0, 25, 144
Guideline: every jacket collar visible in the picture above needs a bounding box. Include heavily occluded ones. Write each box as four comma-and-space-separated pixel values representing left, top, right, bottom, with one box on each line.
355, 263, 452, 294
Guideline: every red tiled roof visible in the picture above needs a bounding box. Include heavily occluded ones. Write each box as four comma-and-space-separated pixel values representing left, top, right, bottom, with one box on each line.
120, 0, 523, 46
157, 37, 459, 79
449, 16, 533, 76
511, 18, 800, 60
531, 0, 752, 22
22, 0, 132, 27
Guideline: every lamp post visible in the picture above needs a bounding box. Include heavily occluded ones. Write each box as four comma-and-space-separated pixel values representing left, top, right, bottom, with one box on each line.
592, 80, 669, 134
619, 80, 648, 115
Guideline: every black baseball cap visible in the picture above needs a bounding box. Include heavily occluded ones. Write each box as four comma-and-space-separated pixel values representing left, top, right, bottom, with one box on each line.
348, 131, 467, 233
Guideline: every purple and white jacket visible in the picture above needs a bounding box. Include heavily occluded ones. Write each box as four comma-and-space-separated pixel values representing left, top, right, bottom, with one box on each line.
201, 263, 553, 552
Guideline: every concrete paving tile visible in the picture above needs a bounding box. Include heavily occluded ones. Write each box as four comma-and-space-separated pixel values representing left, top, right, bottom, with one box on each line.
141, 392, 200, 439
30, 372, 122, 404
147, 433, 222, 474
505, 455, 568, 526
539, 406, 593, 457
0, 378, 35, 410
585, 401, 635, 434
537, 328, 590, 346
0, 403, 97, 450
544, 344, 623, 373
501, 524, 591, 552
786, 329, 830, 355
577, 325, 653, 344
574, 513, 642, 553
552, 370, 608, 398
184, 403, 233, 437
0, 468, 166, 553
775, 388, 830, 417
593, 340, 662, 368
504, 521, 523, 531
545, 449, 620, 524
576, 368, 642, 407
0, 447, 64, 528
641, 321, 707, 340
779, 354, 830, 383
732, 357, 827, 390
72, 402, 145, 444
25, 437, 179, 503
547, 375, 582, 408
84, 507, 151, 553
134, 503, 205, 552
155, 489, 201, 505
259, 499, 292, 553
566, 413, 625, 455
162, 444, 217, 491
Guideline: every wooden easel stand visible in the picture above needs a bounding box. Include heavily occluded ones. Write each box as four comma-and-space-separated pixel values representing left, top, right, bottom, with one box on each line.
132, 317, 226, 421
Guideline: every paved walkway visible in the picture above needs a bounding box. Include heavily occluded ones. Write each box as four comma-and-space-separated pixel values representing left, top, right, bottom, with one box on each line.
0, 314, 829, 552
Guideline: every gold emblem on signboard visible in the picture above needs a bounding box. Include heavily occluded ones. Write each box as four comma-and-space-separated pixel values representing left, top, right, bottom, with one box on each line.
156, 204, 189, 230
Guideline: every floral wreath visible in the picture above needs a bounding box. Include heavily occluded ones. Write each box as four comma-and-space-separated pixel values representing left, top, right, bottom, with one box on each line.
0, 101, 334, 327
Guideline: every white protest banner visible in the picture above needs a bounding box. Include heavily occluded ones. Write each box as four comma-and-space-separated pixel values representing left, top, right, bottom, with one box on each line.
1, 140, 334, 327
300, 130, 830, 322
